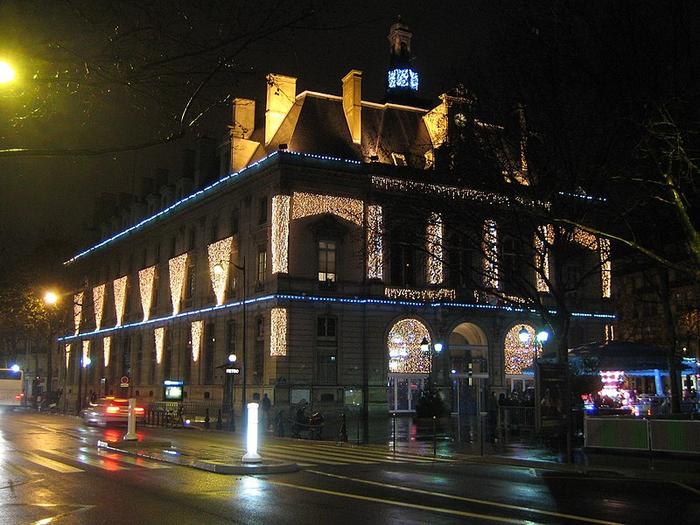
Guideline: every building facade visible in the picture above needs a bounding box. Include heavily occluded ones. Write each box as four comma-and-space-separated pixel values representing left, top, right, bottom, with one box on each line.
58, 23, 614, 420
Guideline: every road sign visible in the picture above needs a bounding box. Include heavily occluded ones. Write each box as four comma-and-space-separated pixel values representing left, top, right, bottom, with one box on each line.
120, 376, 130, 388
225, 367, 240, 375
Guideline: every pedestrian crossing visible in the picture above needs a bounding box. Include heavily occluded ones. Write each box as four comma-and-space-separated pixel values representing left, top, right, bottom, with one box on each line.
196, 440, 457, 468
1, 446, 172, 477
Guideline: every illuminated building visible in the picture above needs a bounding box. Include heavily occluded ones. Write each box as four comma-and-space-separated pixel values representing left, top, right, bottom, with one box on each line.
58, 20, 613, 414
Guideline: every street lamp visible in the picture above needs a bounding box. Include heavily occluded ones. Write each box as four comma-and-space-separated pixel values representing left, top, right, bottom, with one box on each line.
518, 326, 531, 345
420, 337, 444, 381
0, 60, 16, 84
214, 257, 247, 428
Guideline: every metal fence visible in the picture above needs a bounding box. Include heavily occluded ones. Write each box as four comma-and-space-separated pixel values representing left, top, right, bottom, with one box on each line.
497, 405, 536, 443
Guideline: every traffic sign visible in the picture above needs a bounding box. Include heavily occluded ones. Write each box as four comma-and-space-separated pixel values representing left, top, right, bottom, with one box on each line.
225, 367, 240, 375
120, 376, 130, 387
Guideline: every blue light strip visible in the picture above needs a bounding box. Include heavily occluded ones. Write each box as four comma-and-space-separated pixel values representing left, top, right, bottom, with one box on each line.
64, 150, 362, 266
58, 292, 615, 342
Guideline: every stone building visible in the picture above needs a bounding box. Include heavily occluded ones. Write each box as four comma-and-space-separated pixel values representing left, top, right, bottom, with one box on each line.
58, 22, 614, 422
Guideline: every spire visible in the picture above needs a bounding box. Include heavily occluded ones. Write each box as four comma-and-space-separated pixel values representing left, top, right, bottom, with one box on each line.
386, 16, 419, 101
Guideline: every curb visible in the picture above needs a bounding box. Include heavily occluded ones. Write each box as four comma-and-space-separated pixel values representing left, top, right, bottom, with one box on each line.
193, 459, 299, 475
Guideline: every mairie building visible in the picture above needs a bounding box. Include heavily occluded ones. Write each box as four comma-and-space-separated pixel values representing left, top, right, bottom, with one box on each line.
58, 21, 614, 423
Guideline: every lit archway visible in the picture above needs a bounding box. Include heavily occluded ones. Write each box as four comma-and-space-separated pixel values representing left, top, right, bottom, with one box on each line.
387, 318, 431, 374
448, 322, 488, 374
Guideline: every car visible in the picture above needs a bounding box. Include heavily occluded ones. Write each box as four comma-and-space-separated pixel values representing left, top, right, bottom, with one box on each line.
81, 397, 145, 427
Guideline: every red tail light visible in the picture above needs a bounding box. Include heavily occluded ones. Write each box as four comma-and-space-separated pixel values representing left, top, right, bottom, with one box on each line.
15, 394, 22, 400
106, 405, 120, 414
134, 407, 144, 414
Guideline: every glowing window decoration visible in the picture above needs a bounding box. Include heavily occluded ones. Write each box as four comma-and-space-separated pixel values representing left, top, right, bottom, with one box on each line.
207, 236, 234, 305
387, 68, 419, 91
387, 318, 431, 374
535, 225, 554, 292
270, 308, 288, 357
366, 205, 384, 280
65, 344, 71, 369
82, 340, 90, 367
572, 228, 597, 250
113, 276, 128, 327
385, 288, 456, 301
139, 266, 156, 321
73, 292, 84, 335
154, 327, 165, 365
483, 220, 499, 290
504, 324, 539, 375
104, 336, 111, 367
169, 253, 188, 315
599, 370, 625, 399
599, 238, 611, 299
191, 320, 203, 362
272, 195, 290, 274
426, 212, 444, 284
93, 284, 105, 330
291, 192, 363, 226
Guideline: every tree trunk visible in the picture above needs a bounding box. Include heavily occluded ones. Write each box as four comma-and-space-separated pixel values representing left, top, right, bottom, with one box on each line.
658, 268, 682, 413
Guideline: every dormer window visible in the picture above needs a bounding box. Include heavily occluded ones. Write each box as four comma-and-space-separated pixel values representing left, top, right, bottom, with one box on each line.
318, 240, 337, 283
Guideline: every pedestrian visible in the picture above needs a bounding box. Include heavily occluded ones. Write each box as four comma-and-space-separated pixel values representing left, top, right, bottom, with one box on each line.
261, 393, 272, 431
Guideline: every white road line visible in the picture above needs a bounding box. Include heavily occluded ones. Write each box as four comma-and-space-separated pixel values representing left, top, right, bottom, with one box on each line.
45, 449, 129, 471
17, 452, 83, 474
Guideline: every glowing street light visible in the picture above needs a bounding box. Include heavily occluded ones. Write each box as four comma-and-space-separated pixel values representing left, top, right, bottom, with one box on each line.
44, 290, 59, 306
0, 60, 16, 84
518, 326, 531, 345
10, 364, 20, 373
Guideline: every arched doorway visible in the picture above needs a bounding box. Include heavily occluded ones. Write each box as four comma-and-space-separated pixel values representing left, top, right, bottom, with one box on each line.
386, 318, 431, 412
448, 322, 488, 416
504, 324, 538, 395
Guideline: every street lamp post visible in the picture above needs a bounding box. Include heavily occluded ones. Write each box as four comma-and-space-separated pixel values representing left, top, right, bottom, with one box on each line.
43, 291, 59, 400
420, 337, 443, 384
76, 355, 91, 414
214, 256, 246, 428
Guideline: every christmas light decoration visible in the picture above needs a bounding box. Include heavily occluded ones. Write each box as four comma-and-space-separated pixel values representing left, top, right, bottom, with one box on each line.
366, 205, 384, 280
535, 225, 554, 293
207, 236, 234, 305
82, 340, 90, 366
73, 292, 84, 335
387, 318, 431, 374
169, 253, 188, 315
104, 336, 111, 367
270, 308, 288, 356
483, 220, 499, 289
65, 150, 360, 266
139, 266, 156, 321
385, 288, 456, 301
272, 195, 290, 274
65, 344, 71, 369
504, 324, 538, 375
291, 191, 363, 226
599, 238, 611, 299
387, 69, 419, 91
154, 327, 164, 364
58, 293, 615, 342
191, 320, 203, 362
426, 212, 444, 284
113, 276, 128, 326
599, 370, 625, 398
93, 284, 105, 330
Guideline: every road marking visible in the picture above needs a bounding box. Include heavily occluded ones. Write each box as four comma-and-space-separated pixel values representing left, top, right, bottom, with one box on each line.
3, 459, 40, 478
93, 449, 170, 469
307, 470, 623, 525
300, 443, 435, 464
17, 452, 83, 474
45, 449, 128, 471
266, 479, 529, 524
265, 444, 376, 464
344, 443, 455, 462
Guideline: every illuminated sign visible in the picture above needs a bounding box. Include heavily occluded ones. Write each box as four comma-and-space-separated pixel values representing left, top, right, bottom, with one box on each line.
163, 379, 185, 401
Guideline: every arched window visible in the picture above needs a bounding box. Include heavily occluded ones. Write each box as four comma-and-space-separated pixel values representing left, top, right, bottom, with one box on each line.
387, 318, 431, 374
504, 324, 537, 375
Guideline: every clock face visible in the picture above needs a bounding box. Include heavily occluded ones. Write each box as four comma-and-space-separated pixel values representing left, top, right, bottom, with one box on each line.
454, 113, 467, 127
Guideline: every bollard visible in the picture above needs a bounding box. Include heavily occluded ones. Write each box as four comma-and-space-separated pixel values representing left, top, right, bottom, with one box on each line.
242, 403, 261, 463
432, 415, 437, 458
216, 409, 223, 430
392, 412, 397, 455
204, 408, 210, 429
123, 398, 138, 441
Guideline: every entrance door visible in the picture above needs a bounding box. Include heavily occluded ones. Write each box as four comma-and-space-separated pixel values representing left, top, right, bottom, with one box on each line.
388, 374, 428, 413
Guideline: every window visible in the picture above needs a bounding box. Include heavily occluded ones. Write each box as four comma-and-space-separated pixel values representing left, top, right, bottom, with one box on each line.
122, 338, 131, 379
256, 316, 264, 340
256, 247, 267, 284
185, 261, 196, 305
152, 267, 159, 311
317, 316, 337, 339
390, 243, 415, 287
188, 228, 196, 251
318, 240, 337, 282
134, 335, 143, 385
203, 322, 215, 384
170, 236, 177, 259
258, 196, 268, 224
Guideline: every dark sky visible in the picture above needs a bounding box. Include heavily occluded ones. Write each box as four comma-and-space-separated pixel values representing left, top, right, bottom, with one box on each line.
0, 1, 697, 279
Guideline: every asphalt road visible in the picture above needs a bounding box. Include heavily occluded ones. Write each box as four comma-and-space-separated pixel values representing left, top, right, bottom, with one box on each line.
0, 411, 698, 524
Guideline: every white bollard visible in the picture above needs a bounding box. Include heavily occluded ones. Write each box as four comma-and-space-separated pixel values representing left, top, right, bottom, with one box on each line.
123, 398, 138, 441
242, 402, 261, 463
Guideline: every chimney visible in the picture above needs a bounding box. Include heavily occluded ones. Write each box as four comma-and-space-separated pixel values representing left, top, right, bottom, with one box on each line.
232, 98, 255, 139
342, 70, 362, 144
265, 73, 297, 145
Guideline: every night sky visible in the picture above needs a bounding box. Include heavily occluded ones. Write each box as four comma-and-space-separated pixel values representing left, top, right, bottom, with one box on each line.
0, 1, 697, 280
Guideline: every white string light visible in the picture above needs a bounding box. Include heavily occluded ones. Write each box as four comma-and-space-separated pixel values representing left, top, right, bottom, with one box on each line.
426, 212, 444, 284
272, 195, 290, 274
113, 276, 128, 326
103, 336, 111, 367
366, 205, 384, 280
387, 318, 431, 374
483, 220, 499, 290
535, 225, 554, 292
93, 285, 105, 330
207, 236, 234, 305
82, 340, 90, 366
270, 308, 288, 356
154, 327, 164, 365
504, 324, 538, 375
191, 320, 203, 362
599, 238, 611, 299
65, 344, 71, 369
291, 191, 363, 226
169, 253, 188, 315
385, 288, 455, 301
139, 266, 156, 321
